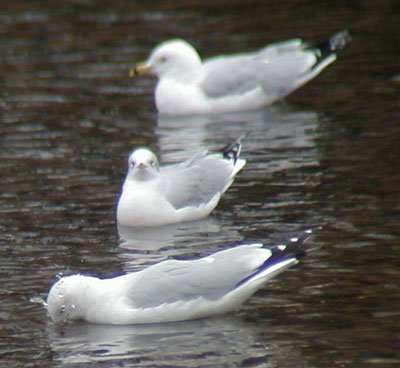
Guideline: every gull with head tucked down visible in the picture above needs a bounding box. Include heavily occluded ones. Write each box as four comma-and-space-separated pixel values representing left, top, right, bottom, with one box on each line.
46, 230, 313, 325
116, 138, 246, 227
132, 30, 350, 115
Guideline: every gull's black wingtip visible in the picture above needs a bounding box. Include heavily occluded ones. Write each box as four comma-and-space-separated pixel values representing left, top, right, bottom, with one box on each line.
235, 228, 320, 289
287, 227, 317, 246
288, 228, 317, 258
312, 30, 351, 59
272, 227, 321, 260
328, 30, 352, 52
221, 133, 249, 163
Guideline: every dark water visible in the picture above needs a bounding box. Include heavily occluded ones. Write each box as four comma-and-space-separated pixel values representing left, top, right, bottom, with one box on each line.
1, 0, 400, 367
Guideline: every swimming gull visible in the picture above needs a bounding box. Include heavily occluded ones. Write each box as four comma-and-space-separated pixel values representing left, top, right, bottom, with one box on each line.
116, 138, 246, 227
46, 230, 313, 325
131, 30, 351, 115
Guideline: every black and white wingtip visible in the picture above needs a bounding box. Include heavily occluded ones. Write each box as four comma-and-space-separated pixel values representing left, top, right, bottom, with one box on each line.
328, 30, 352, 52
221, 133, 249, 163
313, 30, 351, 59
269, 228, 316, 262
236, 228, 316, 289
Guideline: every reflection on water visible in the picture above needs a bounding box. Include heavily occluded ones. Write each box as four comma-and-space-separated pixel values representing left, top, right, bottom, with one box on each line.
156, 106, 320, 169
46, 315, 306, 367
117, 217, 242, 271
47, 317, 261, 366
1, 0, 400, 367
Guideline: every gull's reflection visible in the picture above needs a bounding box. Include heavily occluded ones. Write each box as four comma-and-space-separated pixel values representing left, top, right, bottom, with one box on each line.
117, 217, 242, 271
46, 316, 275, 367
156, 105, 321, 165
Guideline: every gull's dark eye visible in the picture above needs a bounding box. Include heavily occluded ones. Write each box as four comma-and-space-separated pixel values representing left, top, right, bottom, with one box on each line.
150, 160, 156, 167
159, 56, 168, 63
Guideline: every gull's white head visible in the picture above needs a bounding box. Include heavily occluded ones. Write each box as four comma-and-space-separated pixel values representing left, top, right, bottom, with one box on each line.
141, 39, 202, 80
47, 275, 90, 323
127, 148, 160, 181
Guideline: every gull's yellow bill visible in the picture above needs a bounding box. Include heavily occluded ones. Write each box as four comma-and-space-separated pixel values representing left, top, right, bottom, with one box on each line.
129, 62, 152, 77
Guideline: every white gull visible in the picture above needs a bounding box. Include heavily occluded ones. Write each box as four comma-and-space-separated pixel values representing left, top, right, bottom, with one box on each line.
46, 230, 312, 325
116, 138, 245, 227
132, 30, 350, 115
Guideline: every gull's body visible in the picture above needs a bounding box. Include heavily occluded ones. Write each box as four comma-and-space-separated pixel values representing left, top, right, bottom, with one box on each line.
46, 231, 311, 325
134, 30, 350, 115
116, 139, 245, 227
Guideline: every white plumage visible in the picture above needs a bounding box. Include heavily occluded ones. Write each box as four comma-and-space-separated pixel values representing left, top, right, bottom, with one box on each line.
47, 231, 311, 325
117, 138, 245, 227
134, 31, 350, 115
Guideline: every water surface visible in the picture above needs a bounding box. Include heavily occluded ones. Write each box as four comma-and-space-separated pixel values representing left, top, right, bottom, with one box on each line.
1, 1, 400, 367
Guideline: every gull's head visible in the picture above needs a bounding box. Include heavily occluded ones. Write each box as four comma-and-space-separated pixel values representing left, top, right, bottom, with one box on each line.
127, 148, 160, 181
47, 275, 89, 323
135, 39, 202, 81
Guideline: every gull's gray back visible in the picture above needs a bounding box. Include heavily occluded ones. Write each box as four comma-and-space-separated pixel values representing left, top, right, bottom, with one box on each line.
201, 39, 315, 98
160, 153, 236, 209
126, 244, 270, 308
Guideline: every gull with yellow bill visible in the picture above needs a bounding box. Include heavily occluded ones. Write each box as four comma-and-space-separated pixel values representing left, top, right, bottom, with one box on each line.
131, 30, 350, 116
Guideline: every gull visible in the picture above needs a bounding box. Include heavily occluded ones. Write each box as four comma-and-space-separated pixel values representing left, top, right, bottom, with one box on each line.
131, 30, 350, 115
46, 230, 313, 325
116, 138, 246, 227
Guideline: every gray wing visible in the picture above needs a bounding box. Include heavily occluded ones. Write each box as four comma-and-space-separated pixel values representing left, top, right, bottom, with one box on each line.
201, 54, 263, 96
160, 153, 235, 209
201, 39, 316, 97
127, 244, 271, 308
